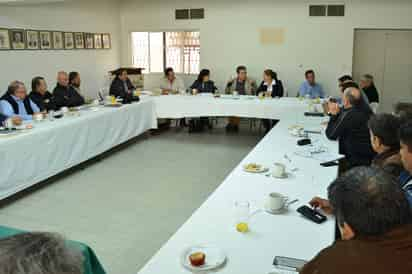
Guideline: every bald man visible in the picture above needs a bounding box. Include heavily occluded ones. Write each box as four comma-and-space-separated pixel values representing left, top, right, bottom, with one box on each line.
326, 87, 375, 169
52, 71, 84, 109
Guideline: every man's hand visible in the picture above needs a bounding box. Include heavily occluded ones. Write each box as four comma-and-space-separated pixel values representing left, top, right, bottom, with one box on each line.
161, 89, 170, 95
11, 116, 22, 126
309, 197, 333, 215
328, 102, 340, 115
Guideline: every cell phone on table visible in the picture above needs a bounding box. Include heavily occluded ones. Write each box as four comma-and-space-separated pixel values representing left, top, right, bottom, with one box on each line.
273, 256, 307, 272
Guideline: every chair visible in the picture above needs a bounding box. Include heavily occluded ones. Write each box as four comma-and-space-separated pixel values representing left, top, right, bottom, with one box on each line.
370, 102, 379, 114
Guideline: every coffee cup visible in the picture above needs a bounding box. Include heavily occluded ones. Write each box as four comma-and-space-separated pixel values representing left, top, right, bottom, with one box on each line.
266, 192, 289, 211
33, 113, 44, 122
61, 107, 69, 113
4, 118, 14, 129
272, 163, 286, 178
233, 91, 239, 96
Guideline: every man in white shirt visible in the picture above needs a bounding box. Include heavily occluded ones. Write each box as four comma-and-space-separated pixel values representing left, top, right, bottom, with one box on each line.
160, 68, 185, 95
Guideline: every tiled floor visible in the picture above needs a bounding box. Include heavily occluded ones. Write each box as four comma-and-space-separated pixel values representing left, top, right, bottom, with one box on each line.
0, 121, 261, 274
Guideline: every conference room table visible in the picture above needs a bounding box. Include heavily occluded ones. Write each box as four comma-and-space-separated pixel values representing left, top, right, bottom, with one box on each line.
0, 100, 157, 200
137, 101, 339, 274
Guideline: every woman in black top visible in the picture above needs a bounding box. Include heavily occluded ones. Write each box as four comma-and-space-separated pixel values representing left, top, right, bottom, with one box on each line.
256, 69, 284, 98
188, 69, 217, 132
190, 69, 217, 94
360, 74, 379, 103
257, 70, 284, 134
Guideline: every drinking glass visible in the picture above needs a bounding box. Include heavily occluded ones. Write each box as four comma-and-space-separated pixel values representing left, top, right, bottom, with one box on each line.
235, 201, 250, 233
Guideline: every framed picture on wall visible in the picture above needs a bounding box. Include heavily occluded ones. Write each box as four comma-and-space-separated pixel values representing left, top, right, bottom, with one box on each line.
9, 29, 26, 50
26, 30, 39, 50
84, 33, 94, 49
39, 31, 52, 50
74, 32, 84, 49
102, 33, 111, 49
94, 33, 102, 49
64, 32, 74, 49
0, 28, 11, 50
52, 31, 64, 49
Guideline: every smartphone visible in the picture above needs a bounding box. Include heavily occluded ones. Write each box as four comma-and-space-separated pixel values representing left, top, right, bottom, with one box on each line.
273, 256, 307, 271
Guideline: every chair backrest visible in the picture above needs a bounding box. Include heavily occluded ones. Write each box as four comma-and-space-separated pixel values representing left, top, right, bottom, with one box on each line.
370, 102, 379, 113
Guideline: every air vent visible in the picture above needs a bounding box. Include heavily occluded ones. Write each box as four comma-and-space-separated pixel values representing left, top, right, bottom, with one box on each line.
309, 5, 327, 16
190, 8, 205, 19
327, 5, 345, 16
175, 9, 190, 20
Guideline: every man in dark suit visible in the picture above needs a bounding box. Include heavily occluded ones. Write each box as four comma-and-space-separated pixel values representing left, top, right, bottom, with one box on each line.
109, 70, 139, 103
52, 71, 85, 109
29, 76, 55, 112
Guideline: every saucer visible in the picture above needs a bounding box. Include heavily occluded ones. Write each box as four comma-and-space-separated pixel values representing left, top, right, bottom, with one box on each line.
272, 172, 288, 179
264, 203, 288, 215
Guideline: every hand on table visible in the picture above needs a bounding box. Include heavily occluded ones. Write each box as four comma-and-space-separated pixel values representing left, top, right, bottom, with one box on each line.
309, 197, 333, 215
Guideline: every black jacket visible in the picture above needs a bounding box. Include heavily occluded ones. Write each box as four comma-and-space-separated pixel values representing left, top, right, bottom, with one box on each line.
190, 80, 217, 94
363, 85, 379, 103
1, 93, 34, 115
52, 84, 85, 109
29, 91, 56, 111
256, 80, 284, 97
109, 77, 135, 99
326, 106, 375, 167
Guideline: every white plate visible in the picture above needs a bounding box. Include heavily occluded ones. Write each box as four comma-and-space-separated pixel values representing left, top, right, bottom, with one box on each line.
181, 245, 226, 272
243, 164, 268, 173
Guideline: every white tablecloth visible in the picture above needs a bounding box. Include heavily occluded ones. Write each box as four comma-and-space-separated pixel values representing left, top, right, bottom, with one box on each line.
137, 116, 338, 274
0, 100, 157, 200
152, 95, 311, 120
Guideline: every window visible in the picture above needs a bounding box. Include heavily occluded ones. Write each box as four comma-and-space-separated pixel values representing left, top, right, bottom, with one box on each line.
131, 31, 200, 74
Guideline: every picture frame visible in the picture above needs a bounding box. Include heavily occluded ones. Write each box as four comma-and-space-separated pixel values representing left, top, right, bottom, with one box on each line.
74, 32, 84, 49
52, 31, 64, 50
64, 32, 74, 50
9, 29, 26, 50
26, 30, 39, 50
94, 33, 102, 49
102, 33, 111, 49
39, 31, 52, 50
84, 33, 94, 49
0, 28, 11, 50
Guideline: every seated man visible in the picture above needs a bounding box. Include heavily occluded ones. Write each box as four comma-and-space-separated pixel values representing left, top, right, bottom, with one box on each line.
225, 65, 257, 132
301, 166, 412, 274
326, 87, 375, 169
29, 76, 56, 112
53, 71, 85, 109
399, 122, 412, 205
160, 67, 185, 95
109, 69, 139, 103
0, 81, 40, 121
299, 70, 325, 98
69, 71, 83, 97
0, 232, 83, 274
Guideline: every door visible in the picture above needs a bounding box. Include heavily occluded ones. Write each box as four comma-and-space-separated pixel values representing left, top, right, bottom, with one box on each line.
353, 29, 412, 113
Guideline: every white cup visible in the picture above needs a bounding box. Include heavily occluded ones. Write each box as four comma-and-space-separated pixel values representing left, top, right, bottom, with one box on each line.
272, 163, 286, 178
33, 113, 44, 122
291, 127, 303, 136
233, 91, 239, 96
92, 99, 100, 106
266, 192, 289, 211
4, 118, 14, 128
61, 107, 69, 113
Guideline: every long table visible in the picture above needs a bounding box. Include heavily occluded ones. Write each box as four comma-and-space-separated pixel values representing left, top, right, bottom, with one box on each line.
137, 113, 338, 274
0, 100, 157, 200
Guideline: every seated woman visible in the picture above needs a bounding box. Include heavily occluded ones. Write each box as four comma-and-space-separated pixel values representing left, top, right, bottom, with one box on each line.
256, 69, 284, 134
188, 69, 217, 132
190, 69, 217, 94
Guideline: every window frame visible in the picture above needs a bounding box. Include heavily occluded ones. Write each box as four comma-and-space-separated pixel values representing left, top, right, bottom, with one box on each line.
130, 30, 200, 75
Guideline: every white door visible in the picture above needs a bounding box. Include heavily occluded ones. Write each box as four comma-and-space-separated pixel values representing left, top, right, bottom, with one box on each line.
353, 29, 412, 113
382, 31, 412, 112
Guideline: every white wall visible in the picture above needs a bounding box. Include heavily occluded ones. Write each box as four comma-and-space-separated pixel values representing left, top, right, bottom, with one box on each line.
0, 0, 121, 99
119, 0, 412, 96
